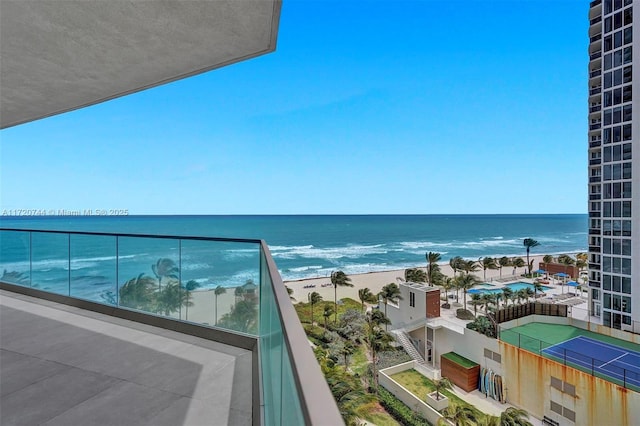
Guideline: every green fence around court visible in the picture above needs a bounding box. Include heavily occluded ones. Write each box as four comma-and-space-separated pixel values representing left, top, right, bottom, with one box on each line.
499, 328, 639, 392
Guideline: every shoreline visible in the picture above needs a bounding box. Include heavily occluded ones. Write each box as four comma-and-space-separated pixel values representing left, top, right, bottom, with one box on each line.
278, 249, 587, 283
283, 254, 574, 304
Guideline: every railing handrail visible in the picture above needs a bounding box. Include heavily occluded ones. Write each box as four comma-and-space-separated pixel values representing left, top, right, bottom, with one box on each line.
1, 227, 344, 424
260, 242, 344, 426
0, 227, 262, 244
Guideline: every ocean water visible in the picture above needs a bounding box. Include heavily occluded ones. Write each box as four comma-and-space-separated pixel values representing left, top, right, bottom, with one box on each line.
1, 215, 587, 288
0, 215, 587, 280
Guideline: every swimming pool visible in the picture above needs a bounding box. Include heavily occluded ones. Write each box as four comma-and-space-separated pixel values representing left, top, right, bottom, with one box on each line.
505, 282, 552, 292
469, 282, 552, 295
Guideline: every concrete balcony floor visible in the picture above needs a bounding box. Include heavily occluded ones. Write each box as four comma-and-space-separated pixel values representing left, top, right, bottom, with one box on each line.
0, 290, 252, 426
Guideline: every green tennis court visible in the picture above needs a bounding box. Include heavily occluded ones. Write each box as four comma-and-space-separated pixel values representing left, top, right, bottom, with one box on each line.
500, 322, 640, 391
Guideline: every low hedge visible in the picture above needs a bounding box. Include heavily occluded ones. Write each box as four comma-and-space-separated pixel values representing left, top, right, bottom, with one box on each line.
377, 386, 432, 426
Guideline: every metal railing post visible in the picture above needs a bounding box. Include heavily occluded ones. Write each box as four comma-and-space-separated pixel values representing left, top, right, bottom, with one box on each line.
116, 236, 119, 307
68, 233, 71, 296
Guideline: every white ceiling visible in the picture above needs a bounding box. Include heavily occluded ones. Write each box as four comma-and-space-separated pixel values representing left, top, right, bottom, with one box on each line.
0, 0, 281, 129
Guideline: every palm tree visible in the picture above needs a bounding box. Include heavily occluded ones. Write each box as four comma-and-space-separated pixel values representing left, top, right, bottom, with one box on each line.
525, 287, 535, 303
523, 238, 541, 275
379, 283, 402, 330
340, 341, 356, 371
404, 267, 427, 283
218, 299, 258, 334
498, 256, 511, 278
330, 270, 353, 323
234, 285, 245, 302
470, 293, 484, 317
308, 291, 322, 325
533, 281, 544, 299
576, 252, 588, 276
511, 257, 525, 275
426, 251, 442, 286
214, 285, 226, 325
367, 309, 391, 328
461, 259, 480, 276
500, 407, 533, 426
481, 292, 498, 314
450, 256, 464, 277
456, 274, 480, 312
183, 279, 200, 321
152, 258, 179, 292
439, 401, 477, 426
516, 288, 527, 305
156, 281, 184, 315
479, 256, 498, 281
365, 325, 393, 388
358, 287, 376, 312
557, 254, 576, 277
440, 276, 455, 305
477, 414, 500, 426
285, 285, 295, 301
432, 377, 453, 401
119, 273, 157, 312
557, 254, 575, 293
502, 287, 513, 307
542, 254, 554, 277
322, 305, 334, 329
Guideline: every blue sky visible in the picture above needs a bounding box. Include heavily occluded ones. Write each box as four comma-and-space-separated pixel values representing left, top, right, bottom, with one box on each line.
1, 0, 589, 215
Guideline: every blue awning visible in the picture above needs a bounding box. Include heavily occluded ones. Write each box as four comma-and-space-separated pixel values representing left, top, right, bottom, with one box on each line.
554, 272, 569, 277
567, 281, 579, 287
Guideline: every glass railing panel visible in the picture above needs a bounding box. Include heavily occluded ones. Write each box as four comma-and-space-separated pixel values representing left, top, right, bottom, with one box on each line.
281, 348, 305, 425
0, 230, 31, 287
260, 250, 282, 425
69, 234, 117, 304
31, 231, 69, 295
179, 239, 260, 332
116, 236, 180, 317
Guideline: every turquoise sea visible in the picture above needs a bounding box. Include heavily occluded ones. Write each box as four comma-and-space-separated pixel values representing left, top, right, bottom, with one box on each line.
1, 215, 587, 285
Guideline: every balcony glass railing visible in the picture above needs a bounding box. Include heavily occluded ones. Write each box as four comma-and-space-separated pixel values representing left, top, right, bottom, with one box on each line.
590, 16, 602, 25
589, 50, 602, 60
589, 87, 602, 96
0, 228, 342, 425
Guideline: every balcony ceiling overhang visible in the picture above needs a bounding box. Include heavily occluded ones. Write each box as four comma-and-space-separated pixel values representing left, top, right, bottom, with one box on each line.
0, 0, 281, 129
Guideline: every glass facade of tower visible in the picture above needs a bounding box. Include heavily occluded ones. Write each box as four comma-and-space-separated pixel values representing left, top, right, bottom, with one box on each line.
588, 0, 635, 330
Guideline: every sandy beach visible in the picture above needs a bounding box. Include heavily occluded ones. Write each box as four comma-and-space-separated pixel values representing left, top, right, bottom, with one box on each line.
284, 255, 550, 303
184, 254, 570, 324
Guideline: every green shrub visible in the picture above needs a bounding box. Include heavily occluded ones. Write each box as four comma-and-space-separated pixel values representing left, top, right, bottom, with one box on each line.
466, 316, 496, 338
377, 349, 413, 370
377, 386, 431, 426
456, 308, 475, 320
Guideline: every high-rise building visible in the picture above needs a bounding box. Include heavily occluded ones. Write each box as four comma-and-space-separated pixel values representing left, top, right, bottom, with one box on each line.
587, 0, 638, 331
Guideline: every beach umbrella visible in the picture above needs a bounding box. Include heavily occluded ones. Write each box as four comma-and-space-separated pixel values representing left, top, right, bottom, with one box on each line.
566, 281, 579, 297
554, 272, 569, 277
534, 269, 546, 274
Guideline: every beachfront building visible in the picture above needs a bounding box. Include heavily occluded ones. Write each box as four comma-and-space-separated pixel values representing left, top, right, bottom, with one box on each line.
0, 2, 342, 424
587, 0, 639, 332
383, 281, 640, 426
